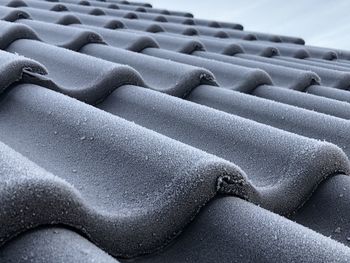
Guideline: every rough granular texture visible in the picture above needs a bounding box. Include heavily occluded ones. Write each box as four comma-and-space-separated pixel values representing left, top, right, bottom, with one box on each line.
0, 1, 349, 262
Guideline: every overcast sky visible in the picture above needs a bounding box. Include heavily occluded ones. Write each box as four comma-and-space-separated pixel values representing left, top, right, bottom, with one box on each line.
150, 0, 349, 50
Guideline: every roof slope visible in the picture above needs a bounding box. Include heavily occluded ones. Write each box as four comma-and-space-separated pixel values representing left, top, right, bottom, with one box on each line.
0, 1, 350, 262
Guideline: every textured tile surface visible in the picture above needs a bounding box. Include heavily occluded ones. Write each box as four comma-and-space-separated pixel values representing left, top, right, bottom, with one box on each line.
0, 1, 350, 262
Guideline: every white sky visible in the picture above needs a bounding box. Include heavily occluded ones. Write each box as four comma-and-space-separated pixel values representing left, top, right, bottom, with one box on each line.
150, 0, 350, 50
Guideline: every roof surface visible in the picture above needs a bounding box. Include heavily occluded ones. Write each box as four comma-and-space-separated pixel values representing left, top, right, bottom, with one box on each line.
0, 0, 350, 262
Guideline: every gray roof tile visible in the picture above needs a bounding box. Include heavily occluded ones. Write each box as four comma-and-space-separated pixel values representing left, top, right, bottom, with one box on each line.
0, 1, 349, 262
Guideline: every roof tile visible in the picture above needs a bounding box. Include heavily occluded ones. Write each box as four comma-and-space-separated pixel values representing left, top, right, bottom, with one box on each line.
0, 1, 349, 262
